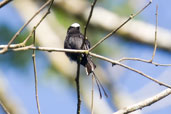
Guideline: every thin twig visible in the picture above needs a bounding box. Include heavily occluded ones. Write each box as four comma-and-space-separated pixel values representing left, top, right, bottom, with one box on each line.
32, 29, 41, 114
91, 76, 94, 114
118, 6, 167, 67
89, 52, 171, 89
0, 0, 52, 54
83, 0, 97, 45
0, 0, 12, 8
113, 88, 171, 114
89, 0, 152, 51
0, 44, 26, 49
14, 46, 88, 53
118, 57, 171, 66
22, 0, 54, 45
1, 45, 87, 53
151, 5, 158, 62
74, 1, 97, 113
75, 57, 81, 114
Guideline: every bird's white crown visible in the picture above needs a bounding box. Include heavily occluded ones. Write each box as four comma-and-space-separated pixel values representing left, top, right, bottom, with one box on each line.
71, 23, 80, 28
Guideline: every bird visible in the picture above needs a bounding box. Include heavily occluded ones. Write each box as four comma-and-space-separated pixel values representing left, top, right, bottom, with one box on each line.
64, 23, 96, 75
64, 23, 108, 98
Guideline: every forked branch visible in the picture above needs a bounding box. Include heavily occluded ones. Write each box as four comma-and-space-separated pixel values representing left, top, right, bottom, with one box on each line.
0, 0, 53, 54
90, 0, 152, 51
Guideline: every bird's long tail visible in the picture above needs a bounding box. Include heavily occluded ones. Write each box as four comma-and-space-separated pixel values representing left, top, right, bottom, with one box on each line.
85, 57, 96, 75
92, 72, 108, 98
85, 57, 108, 98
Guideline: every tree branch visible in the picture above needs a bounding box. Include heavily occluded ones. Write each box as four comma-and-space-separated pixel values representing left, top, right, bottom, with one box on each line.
1, 44, 170, 89
75, 0, 97, 111
0, 0, 12, 8
75, 58, 81, 114
22, 0, 54, 46
32, 30, 41, 114
113, 88, 171, 114
81, 0, 97, 113
0, 45, 87, 53
2, 45, 170, 67
83, 0, 97, 39
89, 52, 171, 89
118, 57, 171, 66
89, 0, 152, 51
117, 5, 168, 67
151, 5, 158, 62
91, 76, 94, 114
0, 0, 52, 54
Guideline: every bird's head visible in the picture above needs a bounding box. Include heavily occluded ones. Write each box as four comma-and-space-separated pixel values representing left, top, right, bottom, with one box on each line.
67, 23, 80, 34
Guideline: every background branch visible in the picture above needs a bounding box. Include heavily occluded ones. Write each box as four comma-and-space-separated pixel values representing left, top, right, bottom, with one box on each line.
113, 88, 171, 114
22, 0, 54, 46
0, 0, 52, 54
0, 0, 12, 8
90, 0, 152, 51
117, 5, 169, 67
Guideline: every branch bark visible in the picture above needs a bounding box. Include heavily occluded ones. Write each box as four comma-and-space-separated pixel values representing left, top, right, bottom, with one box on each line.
113, 89, 171, 114
0, 0, 12, 8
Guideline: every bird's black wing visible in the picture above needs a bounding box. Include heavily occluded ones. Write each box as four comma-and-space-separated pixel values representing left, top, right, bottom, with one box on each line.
64, 33, 84, 61
83, 39, 91, 50
68, 34, 83, 49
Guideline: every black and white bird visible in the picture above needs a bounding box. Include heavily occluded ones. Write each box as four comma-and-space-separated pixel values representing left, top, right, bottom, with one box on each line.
64, 23, 96, 75
64, 23, 107, 98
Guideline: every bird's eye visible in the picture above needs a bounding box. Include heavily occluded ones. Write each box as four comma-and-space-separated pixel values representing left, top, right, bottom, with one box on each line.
77, 27, 80, 30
